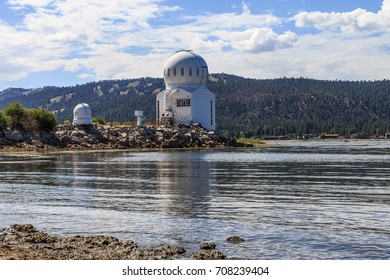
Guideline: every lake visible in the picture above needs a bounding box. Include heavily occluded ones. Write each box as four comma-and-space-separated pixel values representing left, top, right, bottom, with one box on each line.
1, 140, 389, 259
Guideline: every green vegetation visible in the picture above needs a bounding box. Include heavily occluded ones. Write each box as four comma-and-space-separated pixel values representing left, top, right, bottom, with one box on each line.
1, 103, 57, 132
236, 137, 265, 146
93, 116, 106, 125
29, 107, 57, 132
0, 111, 8, 130
3, 102, 29, 130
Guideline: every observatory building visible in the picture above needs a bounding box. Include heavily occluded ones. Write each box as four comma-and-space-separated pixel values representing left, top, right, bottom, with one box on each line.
156, 50, 216, 130
73, 103, 93, 125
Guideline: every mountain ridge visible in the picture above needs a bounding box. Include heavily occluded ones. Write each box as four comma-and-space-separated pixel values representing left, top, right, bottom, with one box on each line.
1, 74, 390, 137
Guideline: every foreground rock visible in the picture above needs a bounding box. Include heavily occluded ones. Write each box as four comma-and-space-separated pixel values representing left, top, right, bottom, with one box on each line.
0, 224, 186, 260
191, 241, 226, 260
0, 124, 252, 151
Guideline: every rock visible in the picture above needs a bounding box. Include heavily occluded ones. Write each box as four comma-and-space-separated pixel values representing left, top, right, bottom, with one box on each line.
60, 135, 72, 144
0, 124, 248, 150
199, 242, 216, 250
0, 137, 8, 145
0, 224, 187, 260
191, 249, 226, 260
31, 140, 44, 148
226, 236, 245, 243
70, 130, 80, 138
5, 131, 24, 142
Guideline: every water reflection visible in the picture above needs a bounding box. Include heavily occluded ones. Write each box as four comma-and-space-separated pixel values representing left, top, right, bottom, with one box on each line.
156, 152, 212, 216
1, 142, 390, 259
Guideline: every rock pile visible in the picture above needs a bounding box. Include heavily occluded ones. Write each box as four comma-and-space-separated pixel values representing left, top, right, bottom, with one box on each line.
0, 224, 186, 260
0, 124, 252, 150
0, 224, 227, 260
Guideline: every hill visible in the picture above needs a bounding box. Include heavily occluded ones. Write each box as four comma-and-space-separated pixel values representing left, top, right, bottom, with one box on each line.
1, 74, 390, 137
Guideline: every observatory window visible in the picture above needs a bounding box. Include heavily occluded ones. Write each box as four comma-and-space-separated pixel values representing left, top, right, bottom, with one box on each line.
189, 67, 192, 76
173, 68, 177, 76
167, 68, 170, 77
210, 100, 213, 126
176, 99, 191, 107
196, 68, 200, 76
181, 68, 184, 76
157, 101, 160, 123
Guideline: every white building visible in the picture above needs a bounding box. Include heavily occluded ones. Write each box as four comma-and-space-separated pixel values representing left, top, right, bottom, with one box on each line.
73, 103, 93, 125
156, 50, 216, 130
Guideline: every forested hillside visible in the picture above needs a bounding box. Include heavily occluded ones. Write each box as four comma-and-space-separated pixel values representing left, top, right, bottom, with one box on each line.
1, 74, 390, 137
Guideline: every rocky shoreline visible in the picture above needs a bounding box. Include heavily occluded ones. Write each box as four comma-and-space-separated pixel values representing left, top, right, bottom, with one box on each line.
0, 224, 227, 260
0, 124, 252, 151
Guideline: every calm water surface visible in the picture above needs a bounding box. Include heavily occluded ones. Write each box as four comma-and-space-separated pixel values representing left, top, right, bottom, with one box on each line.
1, 141, 389, 259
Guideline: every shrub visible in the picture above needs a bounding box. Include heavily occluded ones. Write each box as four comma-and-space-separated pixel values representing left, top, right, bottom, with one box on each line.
111, 121, 121, 127
30, 107, 57, 132
93, 116, 106, 125
3, 103, 57, 132
0, 111, 9, 130
122, 121, 134, 126
3, 103, 31, 130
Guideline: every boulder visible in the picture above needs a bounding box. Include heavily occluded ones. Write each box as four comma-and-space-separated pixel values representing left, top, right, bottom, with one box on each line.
5, 131, 24, 142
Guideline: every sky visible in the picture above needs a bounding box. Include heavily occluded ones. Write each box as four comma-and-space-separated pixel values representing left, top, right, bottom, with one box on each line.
0, 0, 389, 89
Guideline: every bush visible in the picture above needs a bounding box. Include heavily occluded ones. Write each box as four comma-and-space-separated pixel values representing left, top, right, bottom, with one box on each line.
3, 103, 31, 130
0, 111, 9, 130
3, 103, 57, 132
122, 121, 134, 126
93, 116, 106, 125
30, 107, 57, 132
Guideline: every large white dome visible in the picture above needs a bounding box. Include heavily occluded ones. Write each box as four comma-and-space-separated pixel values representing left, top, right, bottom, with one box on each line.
73, 103, 92, 125
163, 50, 209, 87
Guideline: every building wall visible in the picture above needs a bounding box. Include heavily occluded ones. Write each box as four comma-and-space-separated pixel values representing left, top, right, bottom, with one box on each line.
191, 87, 215, 131
156, 87, 215, 130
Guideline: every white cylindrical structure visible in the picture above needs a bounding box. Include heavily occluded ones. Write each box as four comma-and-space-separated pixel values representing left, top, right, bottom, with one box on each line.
135, 110, 143, 126
73, 103, 92, 125
156, 50, 215, 130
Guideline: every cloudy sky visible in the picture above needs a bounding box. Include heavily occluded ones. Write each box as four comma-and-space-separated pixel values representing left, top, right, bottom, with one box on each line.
0, 0, 388, 89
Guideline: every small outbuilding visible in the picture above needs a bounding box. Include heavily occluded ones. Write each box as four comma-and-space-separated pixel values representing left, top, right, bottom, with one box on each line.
73, 103, 93, 125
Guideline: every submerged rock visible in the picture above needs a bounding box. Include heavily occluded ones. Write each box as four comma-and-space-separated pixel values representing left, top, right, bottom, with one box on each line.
226, 236, 245, 243
199, 241, 216, 250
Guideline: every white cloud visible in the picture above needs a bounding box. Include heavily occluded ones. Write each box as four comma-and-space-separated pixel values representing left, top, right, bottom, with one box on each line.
233, 28, 298, 52
7, 0, 53, 10
242, 1, 250, 15
1, 0, 179, 82
2, 0, 390, 86
294, 0, 390, 34
2, 0, 290, 84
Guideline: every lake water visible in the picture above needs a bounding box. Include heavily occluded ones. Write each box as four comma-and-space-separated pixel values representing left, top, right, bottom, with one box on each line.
1, 141, 389, 259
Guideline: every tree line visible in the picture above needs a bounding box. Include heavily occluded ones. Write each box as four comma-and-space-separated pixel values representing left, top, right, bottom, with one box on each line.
1, 74, 390, 137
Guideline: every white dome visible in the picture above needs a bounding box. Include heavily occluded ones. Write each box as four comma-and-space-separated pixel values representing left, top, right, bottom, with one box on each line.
163, 50, 208, 87
73, 103, 92, 125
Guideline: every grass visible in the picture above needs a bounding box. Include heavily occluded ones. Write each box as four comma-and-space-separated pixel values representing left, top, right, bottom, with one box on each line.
236, 137, 266, 145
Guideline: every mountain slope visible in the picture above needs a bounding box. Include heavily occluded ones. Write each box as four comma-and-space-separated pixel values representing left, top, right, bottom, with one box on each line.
1, 74, 390, 136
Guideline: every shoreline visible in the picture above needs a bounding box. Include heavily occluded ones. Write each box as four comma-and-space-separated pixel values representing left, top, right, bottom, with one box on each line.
0, 224, 226, 260
0, 124, 253, 153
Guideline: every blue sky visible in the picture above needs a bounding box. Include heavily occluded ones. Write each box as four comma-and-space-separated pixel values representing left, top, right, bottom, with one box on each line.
0, 0, 388, 89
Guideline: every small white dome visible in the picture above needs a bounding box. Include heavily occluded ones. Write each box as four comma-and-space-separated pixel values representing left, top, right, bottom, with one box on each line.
163, 50, 208, 87
73, 103, 92, 125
